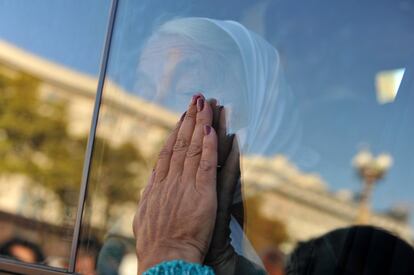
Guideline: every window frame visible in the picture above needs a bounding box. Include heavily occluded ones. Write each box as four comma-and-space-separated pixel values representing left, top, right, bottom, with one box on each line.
0, 0, 119, 273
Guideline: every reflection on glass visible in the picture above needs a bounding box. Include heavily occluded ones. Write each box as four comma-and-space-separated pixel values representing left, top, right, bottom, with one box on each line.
137, 17, 299, 155
375, 68, 405, 104
81, 0, 414, 274
0, 40, 97, 268
80, 84, 173, 274
0, 0, 110, 269
353, 149, 394, 224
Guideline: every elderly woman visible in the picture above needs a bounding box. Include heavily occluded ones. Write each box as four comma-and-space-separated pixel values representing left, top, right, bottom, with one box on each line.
132, 16, 296, 274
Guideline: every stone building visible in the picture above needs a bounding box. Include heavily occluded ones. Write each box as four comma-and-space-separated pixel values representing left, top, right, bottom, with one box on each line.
0, 40, 411, 257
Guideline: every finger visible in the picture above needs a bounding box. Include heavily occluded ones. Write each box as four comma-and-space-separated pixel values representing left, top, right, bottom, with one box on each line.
136, 169, 156, 220
196, 125, 218, 191
168, 93, 203, 177
217, 107, 233, 166
182, 98, 214, 182
153, 113, 185, 182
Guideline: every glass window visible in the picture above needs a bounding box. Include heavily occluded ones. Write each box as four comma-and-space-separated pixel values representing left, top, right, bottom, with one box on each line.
0, 0, 110, 271
83, 0, 414, 274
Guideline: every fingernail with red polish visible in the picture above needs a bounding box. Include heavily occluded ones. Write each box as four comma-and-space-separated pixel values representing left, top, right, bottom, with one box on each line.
204, 125, 211, 135
191, 93, 202, 105
191, 95, 198, 105
197, 98, 204, 112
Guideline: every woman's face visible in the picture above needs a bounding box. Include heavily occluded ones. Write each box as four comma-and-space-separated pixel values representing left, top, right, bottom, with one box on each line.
136, 34, 249, 130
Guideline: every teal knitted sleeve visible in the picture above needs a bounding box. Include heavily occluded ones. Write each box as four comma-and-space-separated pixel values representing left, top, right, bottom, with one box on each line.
143, 260, 214, 275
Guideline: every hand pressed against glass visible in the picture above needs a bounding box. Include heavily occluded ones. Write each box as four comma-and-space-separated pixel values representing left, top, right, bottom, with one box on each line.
133, 94, 218, 274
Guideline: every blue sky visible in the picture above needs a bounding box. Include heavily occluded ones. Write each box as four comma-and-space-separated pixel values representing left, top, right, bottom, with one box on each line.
1, 0, 413, 220
0, 0, 110, 75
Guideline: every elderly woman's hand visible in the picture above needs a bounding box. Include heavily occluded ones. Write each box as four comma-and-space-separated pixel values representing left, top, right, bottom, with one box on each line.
133, 94, 218, 274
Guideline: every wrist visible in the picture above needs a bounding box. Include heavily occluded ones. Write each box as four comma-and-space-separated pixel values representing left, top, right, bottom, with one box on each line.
137, 245, 203, 274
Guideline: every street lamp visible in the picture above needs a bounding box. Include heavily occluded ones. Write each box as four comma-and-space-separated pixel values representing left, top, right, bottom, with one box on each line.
352, 149, 393, 224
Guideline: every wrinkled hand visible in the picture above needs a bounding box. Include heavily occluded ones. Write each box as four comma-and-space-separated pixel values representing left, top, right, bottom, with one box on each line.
133, 94, 218, 274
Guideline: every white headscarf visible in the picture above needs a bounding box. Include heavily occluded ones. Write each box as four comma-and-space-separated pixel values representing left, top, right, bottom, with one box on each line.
136, 17, 303, 267
137, 17, 301, 156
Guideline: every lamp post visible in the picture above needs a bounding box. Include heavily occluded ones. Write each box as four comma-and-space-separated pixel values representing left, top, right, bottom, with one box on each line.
352, 149, 393, 224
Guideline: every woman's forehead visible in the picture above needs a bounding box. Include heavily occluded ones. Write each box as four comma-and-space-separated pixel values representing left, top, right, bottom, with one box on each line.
140, 33, 198, 59
138, 48, 192, 79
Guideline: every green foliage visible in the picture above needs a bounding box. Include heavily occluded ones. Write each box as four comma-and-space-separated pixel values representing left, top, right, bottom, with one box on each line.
0, 68, 85, 207
0, 73, 59, 172
90, 137, 148, 204
87, 137, 149, 229
0, 66, 147, 223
